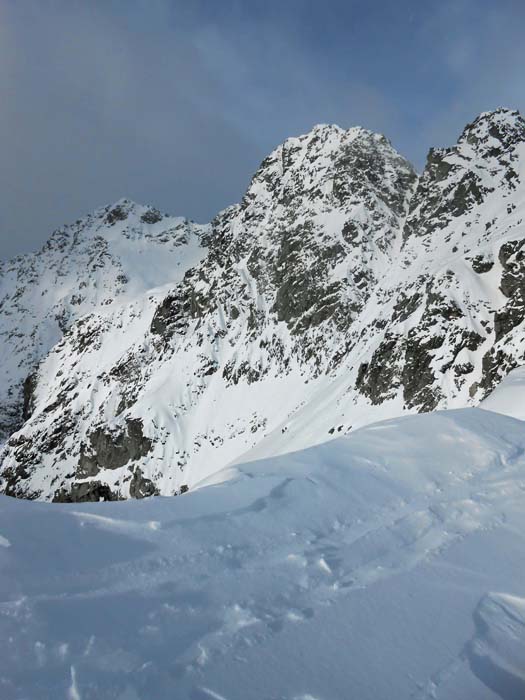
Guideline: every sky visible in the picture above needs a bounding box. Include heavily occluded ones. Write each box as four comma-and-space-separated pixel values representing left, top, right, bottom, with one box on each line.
1, 0, 525, 260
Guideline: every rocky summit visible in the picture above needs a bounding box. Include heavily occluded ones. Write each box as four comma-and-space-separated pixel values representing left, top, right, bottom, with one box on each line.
2, 108, 525, 502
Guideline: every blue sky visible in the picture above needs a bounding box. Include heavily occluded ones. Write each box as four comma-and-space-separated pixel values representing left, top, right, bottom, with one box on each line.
1, 0, 524, 258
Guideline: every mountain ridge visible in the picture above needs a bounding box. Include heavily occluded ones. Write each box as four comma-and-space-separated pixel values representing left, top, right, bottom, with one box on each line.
2, 107, 525, 501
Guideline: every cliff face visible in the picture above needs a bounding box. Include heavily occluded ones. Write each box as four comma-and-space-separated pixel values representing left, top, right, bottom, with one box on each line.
2, 109, 525, 501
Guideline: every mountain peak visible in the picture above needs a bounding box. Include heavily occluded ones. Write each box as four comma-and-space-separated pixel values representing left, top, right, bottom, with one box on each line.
459, 107, 525, 153
81, 198, 182, 233
95, 198, 151, 225
294, 122, 389, 146
243, 121, 414, 215
308, 122, 344, 134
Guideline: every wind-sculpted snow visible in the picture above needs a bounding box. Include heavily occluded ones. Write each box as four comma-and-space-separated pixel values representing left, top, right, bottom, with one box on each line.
0, 408, 524, 698
466, 592, 525, 699
481, 366, 525, 420
3, 108, 525, 500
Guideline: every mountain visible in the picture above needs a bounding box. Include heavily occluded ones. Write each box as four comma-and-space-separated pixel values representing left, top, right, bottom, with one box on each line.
1, 406, 524, 699
0, 199, 207, 441
2, 108, 525, 501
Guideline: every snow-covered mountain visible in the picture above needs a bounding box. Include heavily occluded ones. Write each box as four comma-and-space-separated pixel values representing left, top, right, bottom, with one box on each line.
0, 199, 207, 440
2, 108, 525, 501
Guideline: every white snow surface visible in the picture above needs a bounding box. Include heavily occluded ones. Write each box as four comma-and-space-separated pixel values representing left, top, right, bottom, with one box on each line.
1, 407, 524, 699
481, 366, 525, 421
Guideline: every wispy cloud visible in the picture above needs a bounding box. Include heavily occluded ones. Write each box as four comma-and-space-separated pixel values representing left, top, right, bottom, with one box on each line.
1, 0, 524, 258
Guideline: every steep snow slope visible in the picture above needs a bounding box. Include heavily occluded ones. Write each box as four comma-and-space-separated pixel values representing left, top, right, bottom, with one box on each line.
0, 408, 524, 699
3, 108, 525, 501
0, 199, 208, 440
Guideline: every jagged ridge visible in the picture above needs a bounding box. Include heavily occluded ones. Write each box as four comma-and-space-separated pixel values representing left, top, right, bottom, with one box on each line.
2, 108, 525, 501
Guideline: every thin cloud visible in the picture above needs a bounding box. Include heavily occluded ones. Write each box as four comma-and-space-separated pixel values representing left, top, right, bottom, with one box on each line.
1, 0, 524, 259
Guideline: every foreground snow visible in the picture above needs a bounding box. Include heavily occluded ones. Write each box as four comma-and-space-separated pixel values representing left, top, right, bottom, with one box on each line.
481, 366, 525, 422
1, 408, 524, 699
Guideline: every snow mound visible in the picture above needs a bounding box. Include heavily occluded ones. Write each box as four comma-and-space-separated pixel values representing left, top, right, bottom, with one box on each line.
481, 366, 525, 421
1, 407, 524, 698
467, 592, 525, 699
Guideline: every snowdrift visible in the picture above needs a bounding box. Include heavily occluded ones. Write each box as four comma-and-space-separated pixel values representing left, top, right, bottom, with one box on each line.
1, 407, 524, 699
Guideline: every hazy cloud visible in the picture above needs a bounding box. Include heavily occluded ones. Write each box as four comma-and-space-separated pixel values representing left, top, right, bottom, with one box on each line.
1, 0, 524, 259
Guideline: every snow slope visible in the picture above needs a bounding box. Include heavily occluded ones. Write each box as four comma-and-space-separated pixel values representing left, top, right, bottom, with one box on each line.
0, 407, 524, 699
481, 366, 525, 420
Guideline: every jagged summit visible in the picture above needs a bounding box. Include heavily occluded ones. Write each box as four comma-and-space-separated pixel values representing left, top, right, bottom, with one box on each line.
288, 121, 391, 141
263, 122, 399, 174
242, 120, 415, 225
36, 198, 203, 261
76, 197, 176, 233
458, 107, 525, 153
3, 109, 525, 501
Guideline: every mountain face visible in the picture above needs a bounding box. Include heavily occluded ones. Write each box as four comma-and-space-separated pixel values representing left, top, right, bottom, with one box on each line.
1, 108, 525, 501
0, 201, 207, 440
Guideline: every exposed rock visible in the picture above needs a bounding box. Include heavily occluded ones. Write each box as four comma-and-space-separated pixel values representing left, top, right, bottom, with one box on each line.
105, 204, 129, 226
53, 481, 121, 503
77, 418, 152, 477
470, 254, 494, 274
494, 239, 525, 340
355, 337, 401, 405
129, 467, 159, 498
140, 208, 163, 224
402, 335, 443, 411
479, 348, 518, 397
22, 371, 38, 421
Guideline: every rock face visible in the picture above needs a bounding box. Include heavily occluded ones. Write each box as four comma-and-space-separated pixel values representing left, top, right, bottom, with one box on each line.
2, 108, 525, 501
